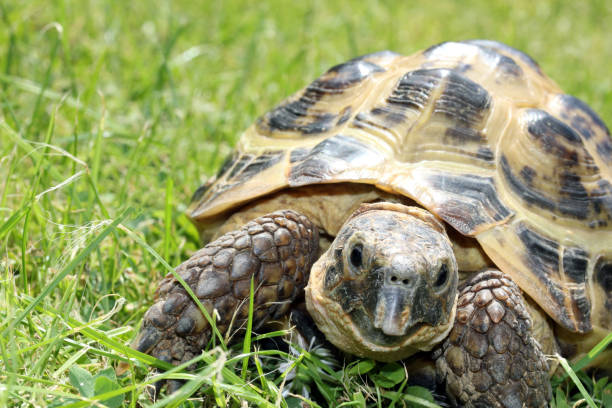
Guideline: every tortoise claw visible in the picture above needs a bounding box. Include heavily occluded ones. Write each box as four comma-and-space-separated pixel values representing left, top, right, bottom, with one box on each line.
134, 325, 162, 354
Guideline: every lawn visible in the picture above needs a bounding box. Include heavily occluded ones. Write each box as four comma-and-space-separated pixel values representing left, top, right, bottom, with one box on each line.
1, 0, 611, 407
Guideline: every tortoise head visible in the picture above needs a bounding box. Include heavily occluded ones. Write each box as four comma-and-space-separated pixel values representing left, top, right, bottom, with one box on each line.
305, 202, 458, 361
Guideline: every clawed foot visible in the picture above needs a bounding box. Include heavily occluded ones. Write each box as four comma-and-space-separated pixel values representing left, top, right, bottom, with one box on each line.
132, 210, 319, 394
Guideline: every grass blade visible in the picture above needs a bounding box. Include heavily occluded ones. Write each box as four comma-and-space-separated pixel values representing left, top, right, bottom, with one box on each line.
2, 207, 133, 335
557, 355, 597, 408
570, 331, 612, 374
241, 276, 255, 380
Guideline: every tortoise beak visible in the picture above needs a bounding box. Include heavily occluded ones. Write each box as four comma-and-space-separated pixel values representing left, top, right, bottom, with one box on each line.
373, 265, 444, 336
374, 285, 412, 336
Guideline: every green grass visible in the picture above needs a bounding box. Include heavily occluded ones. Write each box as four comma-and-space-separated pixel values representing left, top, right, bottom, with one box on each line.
1, 0, 611, 406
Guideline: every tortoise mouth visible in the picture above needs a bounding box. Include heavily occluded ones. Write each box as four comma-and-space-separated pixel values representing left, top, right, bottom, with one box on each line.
348, 307, 428, 347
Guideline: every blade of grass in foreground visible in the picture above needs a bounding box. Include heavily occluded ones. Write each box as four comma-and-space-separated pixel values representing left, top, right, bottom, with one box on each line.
0, 205, 28, 241
241, 276, 255, 381
557, 356, 597, 408
1, 207, 133, 335
569, 331, 612, 374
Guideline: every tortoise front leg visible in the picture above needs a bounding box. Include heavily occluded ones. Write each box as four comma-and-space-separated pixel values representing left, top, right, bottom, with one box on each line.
132, 210, 318, 391
434, 269, 552, 408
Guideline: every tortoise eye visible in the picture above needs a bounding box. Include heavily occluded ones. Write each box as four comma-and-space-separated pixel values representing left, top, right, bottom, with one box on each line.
350, 244, 363, 269
434, 264, 449, 288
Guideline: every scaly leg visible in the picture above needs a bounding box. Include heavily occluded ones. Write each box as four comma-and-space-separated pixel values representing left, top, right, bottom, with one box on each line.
434, 269, 552, 408
132, 210, 318, 392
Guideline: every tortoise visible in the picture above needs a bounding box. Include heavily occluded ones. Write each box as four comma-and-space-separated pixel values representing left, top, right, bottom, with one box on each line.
133, 40, 612, 407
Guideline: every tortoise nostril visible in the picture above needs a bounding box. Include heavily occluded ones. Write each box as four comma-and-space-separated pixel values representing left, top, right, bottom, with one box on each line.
388, 274, 410, 286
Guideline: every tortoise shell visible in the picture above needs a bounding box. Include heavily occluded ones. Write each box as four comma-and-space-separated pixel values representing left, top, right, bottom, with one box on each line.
189, 40, 612, 335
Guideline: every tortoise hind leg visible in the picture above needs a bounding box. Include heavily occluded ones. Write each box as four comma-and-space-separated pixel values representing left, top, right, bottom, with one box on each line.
434, 269, 552, 408
132, 210, 318, 392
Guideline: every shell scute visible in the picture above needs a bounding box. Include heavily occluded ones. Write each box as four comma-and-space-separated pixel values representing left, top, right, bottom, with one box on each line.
255, 54, 394, 139
414, 171, 512, 235
288, 134, 384, 185
434, 69, 491, 127
387, 68, 444, 110
527, 109, 582, 145
549, 94, 612, 171
464, 39, 543, 76
499, 108, 612, 229
495, 222, 593, 332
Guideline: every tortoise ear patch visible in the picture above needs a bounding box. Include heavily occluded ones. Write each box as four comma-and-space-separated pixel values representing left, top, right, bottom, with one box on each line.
324, 265, 342, 292
594, 257, 612, 323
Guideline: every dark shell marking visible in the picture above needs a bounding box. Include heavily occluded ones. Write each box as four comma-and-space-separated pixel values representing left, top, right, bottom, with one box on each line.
351, 67, 494, 168
464, 39, 543, 75
189, 154, 239, 204
196, 150, 284, 211
288, 134, 384, 185
387, 68, 491, 131
434, 70, 491, 129
500, 108, 612, 228
387, 69, 445, 110
256, 58, 386, 137
553, 94, 612, 166
516, 223, 591, 332
425, 172, 512, 235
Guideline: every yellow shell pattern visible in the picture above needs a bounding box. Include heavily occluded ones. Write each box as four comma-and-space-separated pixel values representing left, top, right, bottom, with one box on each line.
190, 40, 612, 335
